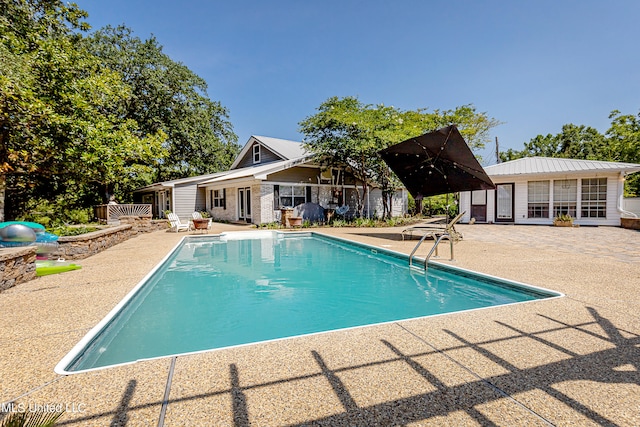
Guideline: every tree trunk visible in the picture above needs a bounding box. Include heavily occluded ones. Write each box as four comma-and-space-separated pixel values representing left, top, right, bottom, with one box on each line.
0, 174, 5, 222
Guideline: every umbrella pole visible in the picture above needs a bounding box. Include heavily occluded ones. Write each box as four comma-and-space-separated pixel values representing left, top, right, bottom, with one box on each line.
446, 193, 449, 222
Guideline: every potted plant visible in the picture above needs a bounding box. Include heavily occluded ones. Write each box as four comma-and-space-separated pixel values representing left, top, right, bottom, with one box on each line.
553, 214, 574, 227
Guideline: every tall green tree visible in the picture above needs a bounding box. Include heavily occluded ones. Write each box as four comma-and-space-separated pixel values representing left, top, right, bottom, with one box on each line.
0, 0, 166, 219
299, 96, 500, 218
499, 124, 606, 162
606, 110, 640, 196
499, 111, 640, 196
84, 26, 239, 181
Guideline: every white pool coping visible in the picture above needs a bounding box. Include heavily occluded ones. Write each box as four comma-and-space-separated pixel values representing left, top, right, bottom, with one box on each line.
55, 230, 563, 375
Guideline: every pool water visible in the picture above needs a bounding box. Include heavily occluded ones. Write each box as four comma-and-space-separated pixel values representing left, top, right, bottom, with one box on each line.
58, 232, 560, 373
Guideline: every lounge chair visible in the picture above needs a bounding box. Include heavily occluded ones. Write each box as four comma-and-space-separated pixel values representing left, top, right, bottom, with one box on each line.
192, 211, 212, 229
401, 211, 466, 241
167, 213, 191, 232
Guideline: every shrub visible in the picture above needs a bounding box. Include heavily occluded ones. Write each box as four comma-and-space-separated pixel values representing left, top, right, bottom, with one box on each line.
48, 225, 100, 237
17, 199, 95, 226
65, 208, 92, 224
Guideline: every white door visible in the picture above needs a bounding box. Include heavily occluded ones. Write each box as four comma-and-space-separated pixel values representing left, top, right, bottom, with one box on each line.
238, 188, 252, 222
496, 184, 514, 222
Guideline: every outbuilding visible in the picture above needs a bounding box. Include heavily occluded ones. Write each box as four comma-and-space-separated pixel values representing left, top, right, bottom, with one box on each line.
459, 157, 640, 226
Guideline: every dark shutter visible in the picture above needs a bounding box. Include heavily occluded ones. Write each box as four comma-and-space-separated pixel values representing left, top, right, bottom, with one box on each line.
222, 188, 226, 210
306, 186, 312, 202
273, 185, 280, 209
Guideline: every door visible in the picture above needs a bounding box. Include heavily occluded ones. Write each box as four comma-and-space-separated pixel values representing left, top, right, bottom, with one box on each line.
495, 183, 514, 222
158, 191, 170, 218
470, 190, 487, 222
238, 187, 252, 223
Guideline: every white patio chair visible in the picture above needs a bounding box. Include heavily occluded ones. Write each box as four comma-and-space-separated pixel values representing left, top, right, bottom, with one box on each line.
167, 213, 191, 232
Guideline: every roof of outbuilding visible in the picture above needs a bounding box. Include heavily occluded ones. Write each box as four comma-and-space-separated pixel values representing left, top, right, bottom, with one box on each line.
485, 157, 640, 176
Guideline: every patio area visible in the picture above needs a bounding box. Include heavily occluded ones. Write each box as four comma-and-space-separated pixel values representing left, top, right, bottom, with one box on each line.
1, 223, 639, 426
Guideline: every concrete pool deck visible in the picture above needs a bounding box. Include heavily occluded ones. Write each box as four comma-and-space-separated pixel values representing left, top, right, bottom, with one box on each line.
1, 223, 639, 426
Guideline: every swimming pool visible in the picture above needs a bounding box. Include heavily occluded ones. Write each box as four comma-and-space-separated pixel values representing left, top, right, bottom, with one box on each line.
56, 231, 561, 374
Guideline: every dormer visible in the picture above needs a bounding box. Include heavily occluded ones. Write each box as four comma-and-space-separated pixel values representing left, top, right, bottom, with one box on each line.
230, 136, 308, 170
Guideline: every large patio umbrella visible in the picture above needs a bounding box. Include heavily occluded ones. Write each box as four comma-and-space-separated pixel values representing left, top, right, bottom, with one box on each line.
379, 125, 495, 199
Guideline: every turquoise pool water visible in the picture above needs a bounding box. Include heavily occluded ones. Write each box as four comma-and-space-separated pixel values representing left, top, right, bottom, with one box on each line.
58, 232, 560, 373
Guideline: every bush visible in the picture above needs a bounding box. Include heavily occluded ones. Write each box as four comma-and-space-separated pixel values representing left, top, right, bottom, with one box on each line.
17, 199, 95, 226
408, 193, 459, 217
65, 208, 92, 224
48, 225, 100, 237
255, 221, 283, 229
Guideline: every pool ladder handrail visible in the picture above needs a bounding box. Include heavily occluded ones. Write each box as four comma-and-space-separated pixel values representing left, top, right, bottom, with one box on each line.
408, 232, 454, 270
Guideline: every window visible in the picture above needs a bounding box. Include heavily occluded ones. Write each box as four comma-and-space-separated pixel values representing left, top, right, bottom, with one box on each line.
471, 190, 486, 205
527, 181, 550, 218
276, 185, 307, 208
253, 144, 260, 164
210, 189, 225, 209
581, 178, 607, 218
553, 179, 577, 217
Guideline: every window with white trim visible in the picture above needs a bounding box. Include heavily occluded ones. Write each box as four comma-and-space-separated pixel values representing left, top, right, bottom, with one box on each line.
210, 189, 225, 209
527, 180, 550, 218
253, 144, 260, 164
278, 185, 306, 208
581, 178, 606, 218
553, 179, 577, 217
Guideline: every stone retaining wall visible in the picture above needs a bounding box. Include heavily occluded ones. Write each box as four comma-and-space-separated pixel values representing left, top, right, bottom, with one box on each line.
0, 216, 169, 291
54, 217, 169, 260
118, 216, 169, 233
54, 224, 135, 260
0, 246, 37, 292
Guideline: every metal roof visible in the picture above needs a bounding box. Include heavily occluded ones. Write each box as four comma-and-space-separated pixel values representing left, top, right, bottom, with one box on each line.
253, 135, 307, 160
199, 156, 311, 186
485, 157, 640, 177
133, 170, 233, 192
230, 135, 307, 169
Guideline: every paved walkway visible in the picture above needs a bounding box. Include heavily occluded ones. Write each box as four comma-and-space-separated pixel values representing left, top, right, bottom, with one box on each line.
458, 224, 640, 264
0, 223, 639, 426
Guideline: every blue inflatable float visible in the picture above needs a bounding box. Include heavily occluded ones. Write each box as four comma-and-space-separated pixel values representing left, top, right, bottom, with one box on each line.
0, 221, 45, 233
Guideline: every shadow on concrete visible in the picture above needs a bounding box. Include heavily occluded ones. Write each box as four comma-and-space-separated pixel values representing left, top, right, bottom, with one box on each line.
58, 307, 639, 426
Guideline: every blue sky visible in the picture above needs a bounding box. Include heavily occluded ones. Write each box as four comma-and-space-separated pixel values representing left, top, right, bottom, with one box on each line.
75, 0, 640, 165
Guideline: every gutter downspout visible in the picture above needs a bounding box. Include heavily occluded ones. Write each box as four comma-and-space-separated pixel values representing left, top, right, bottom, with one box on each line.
617, 172, 638, 218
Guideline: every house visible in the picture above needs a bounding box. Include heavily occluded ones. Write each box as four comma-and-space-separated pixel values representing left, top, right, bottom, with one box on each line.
459, 157, 640, 226
133, 171, 230, 220
134, 136, 407, 224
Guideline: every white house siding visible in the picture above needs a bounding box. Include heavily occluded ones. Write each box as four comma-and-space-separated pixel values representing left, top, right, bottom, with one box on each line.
366, 189, 383, 218
173, 183, 200, 221
366, 189, 405, 218
392, 190, 406, 217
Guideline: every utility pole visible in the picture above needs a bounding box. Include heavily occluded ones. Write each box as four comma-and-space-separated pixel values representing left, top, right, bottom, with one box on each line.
495, 136, 501, 164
